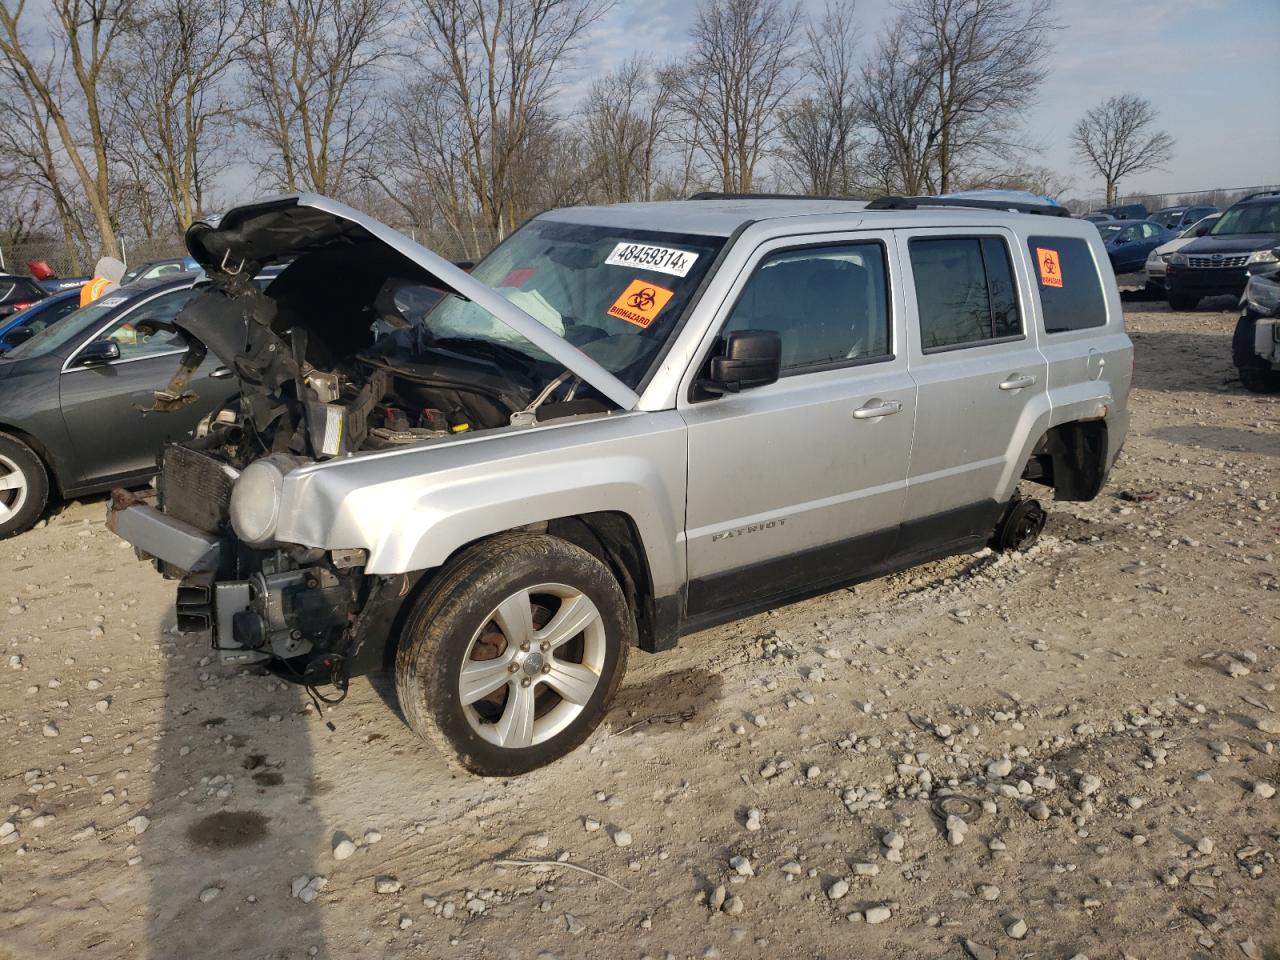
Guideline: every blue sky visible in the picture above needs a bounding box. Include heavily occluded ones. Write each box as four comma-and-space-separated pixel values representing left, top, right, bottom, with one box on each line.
577, 0, 1280, 201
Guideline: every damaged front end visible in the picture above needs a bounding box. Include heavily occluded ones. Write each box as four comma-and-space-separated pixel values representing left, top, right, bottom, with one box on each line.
108, 193, 639, 689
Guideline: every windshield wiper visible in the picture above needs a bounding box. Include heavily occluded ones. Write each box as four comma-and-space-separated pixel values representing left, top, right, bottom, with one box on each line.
431, 336, 538, 370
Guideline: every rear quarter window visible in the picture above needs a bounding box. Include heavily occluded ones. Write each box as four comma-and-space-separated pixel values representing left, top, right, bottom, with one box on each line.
1026, 236, 1108, 334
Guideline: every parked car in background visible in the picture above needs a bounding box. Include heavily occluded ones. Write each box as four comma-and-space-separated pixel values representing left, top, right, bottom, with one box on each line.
1143, 214, 1221, 292
0, 290, 82, 353
1233, 255, 1280, 392
1093, 203, 1150, 221
0, 276, 240, 538
1080, 212, 1114, 223
0, 274, 48, 320
1165, 191, 1280, 310
1152, 205, 1218, 231
1094, 219, 1175, 273
120, 255, 201, 285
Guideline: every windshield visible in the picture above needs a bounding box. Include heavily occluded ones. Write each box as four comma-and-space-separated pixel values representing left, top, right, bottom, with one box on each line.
423, 220, 724, 390
1095, 224, 1123, 243
2, 295, 128, 361
1211, 200, 1280, 236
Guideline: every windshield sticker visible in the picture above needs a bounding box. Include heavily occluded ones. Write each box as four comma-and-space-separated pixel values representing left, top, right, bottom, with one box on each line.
605, 242, 699, 277
1035, 247, 1063, 288
97, 296, 127, 308
499, 266, 537, 288
607, 279, 675, 329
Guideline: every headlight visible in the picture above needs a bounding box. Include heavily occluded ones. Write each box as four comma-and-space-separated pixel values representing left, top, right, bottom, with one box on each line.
1159, 253, 1175, 263
230, 455, 299, 545
1168, 253, 1188, 266
1247, 249, 1278, 265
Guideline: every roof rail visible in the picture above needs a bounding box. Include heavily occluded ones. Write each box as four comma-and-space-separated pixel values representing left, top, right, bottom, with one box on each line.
1238, 189, 1280, 203
866, 195, 1071, 218
687, 191, 856, 202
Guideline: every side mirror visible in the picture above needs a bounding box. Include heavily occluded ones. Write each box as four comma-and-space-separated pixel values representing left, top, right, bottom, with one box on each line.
699, 330, 781, 396
1194, 226, 1210, 237
5, 327, 35, 347
76, 340, 121, 366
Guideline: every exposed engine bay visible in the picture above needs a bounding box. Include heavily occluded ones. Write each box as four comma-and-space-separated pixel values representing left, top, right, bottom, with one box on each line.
157, 240, 609, 470
123, 197, 620, 689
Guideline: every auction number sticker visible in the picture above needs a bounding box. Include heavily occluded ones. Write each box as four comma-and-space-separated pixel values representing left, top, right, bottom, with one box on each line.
1035, 247, 1063, 288
605, 242, 699, 277
607, 279, 675, 329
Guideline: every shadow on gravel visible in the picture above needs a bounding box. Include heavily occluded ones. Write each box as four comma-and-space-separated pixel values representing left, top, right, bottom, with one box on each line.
1151, 425, 1280, 455
144, 608, 330, 959
1129, 329, 1242, 394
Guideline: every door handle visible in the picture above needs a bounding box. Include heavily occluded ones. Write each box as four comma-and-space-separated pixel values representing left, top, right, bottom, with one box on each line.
998, 374, 1036, 391
852, 400, 902, 419
210, 366, 233, 379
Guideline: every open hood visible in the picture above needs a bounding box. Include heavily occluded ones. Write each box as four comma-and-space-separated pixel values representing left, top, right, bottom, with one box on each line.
186, 194, 639, 410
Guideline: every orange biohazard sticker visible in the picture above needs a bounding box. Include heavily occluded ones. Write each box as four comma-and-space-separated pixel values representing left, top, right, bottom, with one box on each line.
1036, 247, 1063, 288
607, 278, 674, 329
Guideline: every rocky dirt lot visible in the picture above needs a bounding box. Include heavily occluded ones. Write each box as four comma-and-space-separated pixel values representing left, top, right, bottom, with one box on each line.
1, 297, 1277, 960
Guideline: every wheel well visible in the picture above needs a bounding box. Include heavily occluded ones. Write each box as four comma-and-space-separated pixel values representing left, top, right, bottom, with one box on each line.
0, 423, 62, 496
544, 512, 666, 652
1022, 421, 1109, 502
376, 512, 668, 671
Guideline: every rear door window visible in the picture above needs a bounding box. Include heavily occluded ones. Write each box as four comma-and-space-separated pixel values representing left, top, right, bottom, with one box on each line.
908, 236, 1022, 351
1026, 236, 1108, 334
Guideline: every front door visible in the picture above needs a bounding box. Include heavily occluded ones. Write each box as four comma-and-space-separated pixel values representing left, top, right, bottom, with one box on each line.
59, 287, 236, 488
680, 233, 917, 619
895, 229, 1048, 557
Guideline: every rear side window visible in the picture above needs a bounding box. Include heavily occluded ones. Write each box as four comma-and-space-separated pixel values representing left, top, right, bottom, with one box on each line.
909, 236, 1021, 351
1026, 236, 1108, 334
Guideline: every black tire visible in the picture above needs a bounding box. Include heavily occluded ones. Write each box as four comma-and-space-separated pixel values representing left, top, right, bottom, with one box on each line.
1239, 367, 1280, 393
0, 433, 50, 540
993, 498, 1046, 553
1168, 293, 1199, 311
395, 533, 632, 776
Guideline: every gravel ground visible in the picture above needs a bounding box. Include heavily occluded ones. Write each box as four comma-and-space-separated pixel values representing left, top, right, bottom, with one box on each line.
1, 296, 1277, 960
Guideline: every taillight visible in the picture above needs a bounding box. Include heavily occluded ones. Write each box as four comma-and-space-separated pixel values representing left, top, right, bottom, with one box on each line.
11, 302, 32, 311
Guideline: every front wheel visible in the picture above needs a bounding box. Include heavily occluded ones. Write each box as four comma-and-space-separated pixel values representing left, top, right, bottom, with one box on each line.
0, 433, 50, 540
1168, 292, 1199, 311
395, 533, 632, 776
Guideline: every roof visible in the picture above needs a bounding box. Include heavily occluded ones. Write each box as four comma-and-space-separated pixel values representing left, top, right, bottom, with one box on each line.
538, 198, 1073, 238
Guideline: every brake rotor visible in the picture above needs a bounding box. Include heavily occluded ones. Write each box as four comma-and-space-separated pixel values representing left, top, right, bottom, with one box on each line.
931, 794, 984, 824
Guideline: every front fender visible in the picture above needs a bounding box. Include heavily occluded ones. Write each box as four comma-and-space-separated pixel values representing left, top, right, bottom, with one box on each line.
276, 412, 688, 595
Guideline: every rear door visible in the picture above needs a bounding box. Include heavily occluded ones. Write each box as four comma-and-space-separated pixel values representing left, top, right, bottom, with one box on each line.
680, 231, 917, 617
895, 228, 1047, 557
58, 287, 236, 487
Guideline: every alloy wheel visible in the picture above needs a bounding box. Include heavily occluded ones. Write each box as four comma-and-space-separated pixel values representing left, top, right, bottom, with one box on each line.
0, 454, 29, 524
458, 583, 607, 749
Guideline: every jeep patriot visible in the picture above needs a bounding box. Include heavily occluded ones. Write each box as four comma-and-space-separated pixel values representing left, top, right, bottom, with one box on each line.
107, 192, 1132, 775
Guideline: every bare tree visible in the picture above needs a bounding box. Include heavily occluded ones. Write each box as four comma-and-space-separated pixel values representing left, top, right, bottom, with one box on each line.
581, 56, 673, 203
776, 0, 860, 195
670, 0, 803, 193
898, 0, 1053, 193
406, 0, 612, 241
110, 0, 245, 231
1069, 93, 1175, 205
0, 0, 139, 256
241, 0, 396, 195
0, 64, 91, 267
855, 27, 937, 195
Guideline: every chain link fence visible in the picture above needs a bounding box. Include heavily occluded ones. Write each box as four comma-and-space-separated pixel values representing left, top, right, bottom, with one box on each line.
1067, 183, 1280, 216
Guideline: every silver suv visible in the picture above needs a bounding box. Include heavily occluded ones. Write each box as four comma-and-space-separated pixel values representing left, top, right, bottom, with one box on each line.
108, 193, 1132, 775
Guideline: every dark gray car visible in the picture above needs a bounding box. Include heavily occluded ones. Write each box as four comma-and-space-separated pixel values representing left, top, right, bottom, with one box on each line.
0, 276, 237, 538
